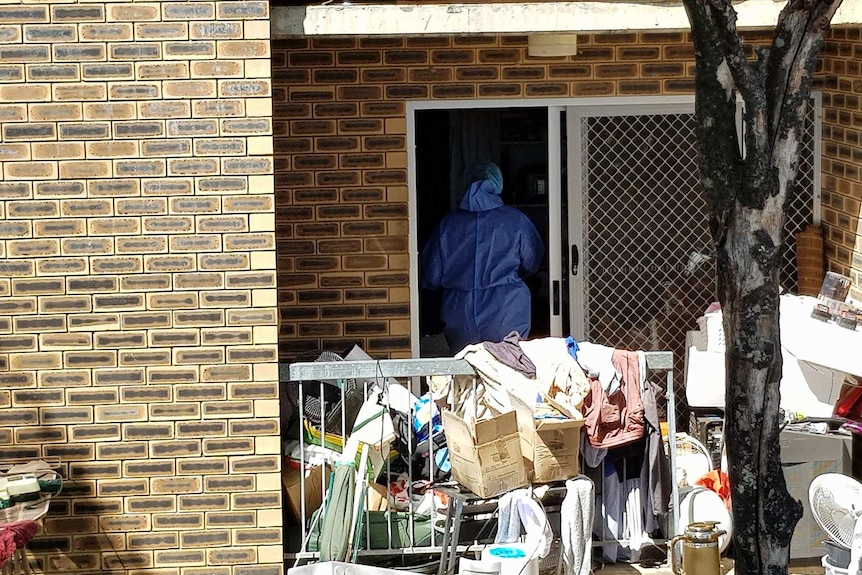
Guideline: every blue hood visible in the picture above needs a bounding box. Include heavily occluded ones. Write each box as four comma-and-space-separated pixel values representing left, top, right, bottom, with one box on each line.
459, 163, 504, 212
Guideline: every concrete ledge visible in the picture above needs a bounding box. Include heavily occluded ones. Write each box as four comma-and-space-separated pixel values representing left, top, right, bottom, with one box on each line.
272, 0, 862, 37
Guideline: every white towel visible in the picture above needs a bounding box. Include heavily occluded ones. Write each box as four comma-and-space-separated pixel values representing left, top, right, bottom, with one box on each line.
623, 478, 648, 562
561, 476, 594, 575
576, 342, 620, 394
495, 488, 553, 559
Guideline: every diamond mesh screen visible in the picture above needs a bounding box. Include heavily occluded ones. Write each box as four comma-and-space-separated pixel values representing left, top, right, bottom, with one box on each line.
578, 104, 817, 428
782, 102, 817, 293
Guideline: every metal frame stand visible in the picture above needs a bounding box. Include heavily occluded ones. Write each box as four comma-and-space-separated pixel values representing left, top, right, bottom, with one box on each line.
284, 351, 678, 569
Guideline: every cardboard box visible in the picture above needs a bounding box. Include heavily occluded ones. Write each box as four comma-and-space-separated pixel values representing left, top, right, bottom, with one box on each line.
442, 409, 527, 498
283, 462, 328, 523
510, 393, 584, 483
780, 430, 852, 559
367, 483, 389, 512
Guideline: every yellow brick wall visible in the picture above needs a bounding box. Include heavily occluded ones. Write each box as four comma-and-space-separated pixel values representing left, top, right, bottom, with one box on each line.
0, 2, 281, 574
820, 26, 862, 301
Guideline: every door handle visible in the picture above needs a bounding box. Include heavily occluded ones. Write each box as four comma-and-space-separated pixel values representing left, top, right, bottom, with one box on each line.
571, 244, 579, 276
552, 280, 560, 316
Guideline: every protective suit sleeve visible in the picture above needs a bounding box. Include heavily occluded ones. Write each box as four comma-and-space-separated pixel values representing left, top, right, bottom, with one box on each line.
519, 214, 544, 276
421, 225, 444, 290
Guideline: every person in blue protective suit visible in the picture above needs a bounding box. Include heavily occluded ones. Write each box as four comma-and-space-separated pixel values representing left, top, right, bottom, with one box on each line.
421, 162, 544, 353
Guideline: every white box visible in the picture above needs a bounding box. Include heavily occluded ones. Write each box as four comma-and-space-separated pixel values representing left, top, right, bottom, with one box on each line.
780, 430, 852, 559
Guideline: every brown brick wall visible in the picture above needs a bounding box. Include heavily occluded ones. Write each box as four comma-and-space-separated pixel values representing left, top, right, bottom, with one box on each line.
274, 29, 862, 362
0, 2, 280, 574
272, 31, 702, 361
820, 27, 862, 301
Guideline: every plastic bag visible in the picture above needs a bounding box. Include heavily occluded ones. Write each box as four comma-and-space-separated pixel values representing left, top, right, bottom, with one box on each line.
412, 394, 442, 443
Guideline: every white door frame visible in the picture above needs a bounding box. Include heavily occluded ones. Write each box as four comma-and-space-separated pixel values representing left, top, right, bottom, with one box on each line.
407, 95, 698, 358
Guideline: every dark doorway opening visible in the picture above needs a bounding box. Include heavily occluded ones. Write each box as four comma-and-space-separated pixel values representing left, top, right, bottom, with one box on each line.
415, 106, 550, 356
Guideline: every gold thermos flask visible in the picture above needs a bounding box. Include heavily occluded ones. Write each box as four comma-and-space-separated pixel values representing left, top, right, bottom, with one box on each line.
670, 521, 727, 575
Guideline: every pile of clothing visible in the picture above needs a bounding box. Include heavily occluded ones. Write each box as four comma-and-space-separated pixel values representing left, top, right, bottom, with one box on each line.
444, 334, 672, 563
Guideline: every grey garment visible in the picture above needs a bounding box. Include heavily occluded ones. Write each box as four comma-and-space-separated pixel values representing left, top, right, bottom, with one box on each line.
580, 435, 607, 468
639, 379, 672, 533
483, 330, 537, 377
561, 476, 595, 575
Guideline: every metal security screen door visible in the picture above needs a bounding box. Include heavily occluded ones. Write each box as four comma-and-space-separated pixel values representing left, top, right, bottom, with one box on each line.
567, 100, 819, 423
568, 104, 713, 354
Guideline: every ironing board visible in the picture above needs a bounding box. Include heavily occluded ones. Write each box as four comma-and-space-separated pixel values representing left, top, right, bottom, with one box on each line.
434, 485, 472, 575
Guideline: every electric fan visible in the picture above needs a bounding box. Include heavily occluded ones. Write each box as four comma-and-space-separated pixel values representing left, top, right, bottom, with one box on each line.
664, 432, 712, 487
808, 473, 862, 572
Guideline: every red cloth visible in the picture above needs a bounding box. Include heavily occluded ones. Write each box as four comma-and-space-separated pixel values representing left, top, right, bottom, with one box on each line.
695, 470, 732, 509
0, 521, 38, 568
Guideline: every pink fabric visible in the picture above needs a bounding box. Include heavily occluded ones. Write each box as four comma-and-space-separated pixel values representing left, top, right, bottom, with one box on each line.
0, 520, 38, 568
6, 520, 37, 548
0, 529, 14, 568
582, 350, 645, 449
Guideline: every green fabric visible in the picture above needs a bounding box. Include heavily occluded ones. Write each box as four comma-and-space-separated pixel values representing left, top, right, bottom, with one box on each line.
319, 464, 355, 562
309, 510, 433, 551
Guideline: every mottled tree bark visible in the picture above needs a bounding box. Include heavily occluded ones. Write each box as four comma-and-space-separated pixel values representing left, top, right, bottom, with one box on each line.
681, 1, 842, 574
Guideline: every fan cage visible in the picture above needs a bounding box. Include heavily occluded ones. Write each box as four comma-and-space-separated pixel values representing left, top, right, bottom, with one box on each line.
808, 473, 862, 549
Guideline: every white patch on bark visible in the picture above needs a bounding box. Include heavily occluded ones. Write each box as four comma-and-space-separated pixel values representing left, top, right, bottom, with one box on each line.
776, 129, 799, 198
763, 128, 800, 244
760, 194, 784, 245
716, 59, 735, 101
738, 459, 757, 488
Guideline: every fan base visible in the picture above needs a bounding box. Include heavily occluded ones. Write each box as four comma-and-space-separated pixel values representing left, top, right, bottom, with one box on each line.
823, 553, 852, 575
825, 540, 851, 569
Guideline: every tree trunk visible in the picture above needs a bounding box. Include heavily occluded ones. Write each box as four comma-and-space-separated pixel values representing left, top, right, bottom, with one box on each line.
718, 200, 801, 575
682, 0, 842, 573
